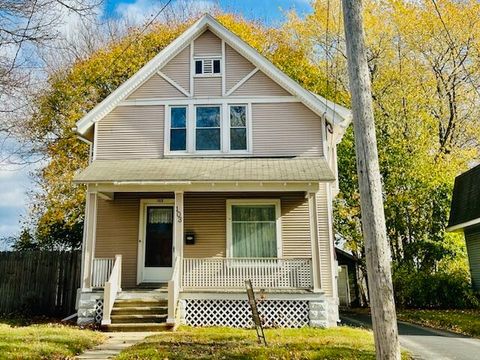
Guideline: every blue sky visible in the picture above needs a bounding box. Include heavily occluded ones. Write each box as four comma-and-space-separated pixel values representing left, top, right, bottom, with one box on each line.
104, 0, 312, 25
0, 0, 313, 246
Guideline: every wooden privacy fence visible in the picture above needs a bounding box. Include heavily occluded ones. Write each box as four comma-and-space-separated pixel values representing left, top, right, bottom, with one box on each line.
0, 251, 81, 317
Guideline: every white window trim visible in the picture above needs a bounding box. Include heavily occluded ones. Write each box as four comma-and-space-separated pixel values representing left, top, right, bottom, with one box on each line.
194, 104, 222, 154
165, 105, 189, 155
227, 104, 250, 154
165, 102, 252, 156
193, 56, 222, 78
226, 199, 282, 258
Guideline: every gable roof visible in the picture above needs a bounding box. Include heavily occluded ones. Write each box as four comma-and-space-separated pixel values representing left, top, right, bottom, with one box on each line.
447, 163, 480, 231
75, 14, 351, 135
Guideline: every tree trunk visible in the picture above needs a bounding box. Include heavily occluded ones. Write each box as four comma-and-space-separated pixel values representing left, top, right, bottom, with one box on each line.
341, 1, 401, 359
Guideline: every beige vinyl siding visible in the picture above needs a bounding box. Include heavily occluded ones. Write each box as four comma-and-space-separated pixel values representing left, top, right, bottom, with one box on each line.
184, 193, 226, 258
280, 193, 312, 257
252, 102, 323, 157
465, 226, 480, 291
95, 195, 139, 288
231, 70, 290, 97
95, 193, 173, 288
194, 77, 222, 97
127, 74, 186, 99
316, 183, 334, 296
225, 44, 255, 92
161, 45, 190, 93
183, 192, 311, 258
96, 106, 164, 160
194, 30, 222, 55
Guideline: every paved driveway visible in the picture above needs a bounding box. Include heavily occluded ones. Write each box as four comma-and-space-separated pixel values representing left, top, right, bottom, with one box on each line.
341, 312, 480, 360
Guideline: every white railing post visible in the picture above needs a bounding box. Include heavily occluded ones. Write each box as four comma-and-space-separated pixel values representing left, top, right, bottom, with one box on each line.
101, 254, 122, 326
102, 282, 112, 325
116, 254, 122, 292
167, 256, 181, 325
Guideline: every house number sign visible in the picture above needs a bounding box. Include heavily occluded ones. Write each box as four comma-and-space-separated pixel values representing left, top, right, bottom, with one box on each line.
176, 206, 183, 223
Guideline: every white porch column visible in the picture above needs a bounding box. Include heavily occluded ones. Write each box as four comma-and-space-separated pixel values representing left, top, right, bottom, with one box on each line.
174, 191, 184, 260
308, 191, 322, 292
81, 191, 97, 291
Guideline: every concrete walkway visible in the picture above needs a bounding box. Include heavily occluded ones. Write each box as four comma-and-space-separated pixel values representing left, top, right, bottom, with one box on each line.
341, 312, 480, 360
76, 332, 155, 360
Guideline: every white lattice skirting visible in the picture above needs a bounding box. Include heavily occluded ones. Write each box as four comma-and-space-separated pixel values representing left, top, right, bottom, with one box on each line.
94, 299, 104, 324
184, 299, 309, 328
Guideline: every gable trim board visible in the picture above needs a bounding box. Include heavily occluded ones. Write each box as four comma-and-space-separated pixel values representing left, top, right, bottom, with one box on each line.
225, 68, 259, 96
75, 14, 351, 136
158, 71, 190, 97
127, 74, 187, 99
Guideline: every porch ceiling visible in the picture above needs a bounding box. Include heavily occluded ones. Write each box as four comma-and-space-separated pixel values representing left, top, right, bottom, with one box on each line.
74, 158, 335, 183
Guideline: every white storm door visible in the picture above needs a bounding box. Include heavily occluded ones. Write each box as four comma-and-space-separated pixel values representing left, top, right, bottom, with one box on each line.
141, 205, 174, 282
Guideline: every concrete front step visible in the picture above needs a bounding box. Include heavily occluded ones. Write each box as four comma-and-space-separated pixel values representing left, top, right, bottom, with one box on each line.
111, 306, 168, 316
104, 322, 173, 332
110, 314, 168, 323
114, 299, 168, 307
117, 290, 168, 301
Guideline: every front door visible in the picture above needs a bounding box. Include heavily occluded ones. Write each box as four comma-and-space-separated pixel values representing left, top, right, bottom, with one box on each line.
141, 205, 174, 282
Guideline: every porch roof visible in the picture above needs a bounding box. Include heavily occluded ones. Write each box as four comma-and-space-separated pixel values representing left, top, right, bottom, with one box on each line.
74, 158, 335, 183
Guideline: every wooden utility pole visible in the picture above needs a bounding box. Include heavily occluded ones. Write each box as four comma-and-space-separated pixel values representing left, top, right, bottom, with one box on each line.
341, 0, 401, 359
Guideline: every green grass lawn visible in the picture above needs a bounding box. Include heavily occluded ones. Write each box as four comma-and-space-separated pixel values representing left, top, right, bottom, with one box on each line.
116, 326, 405, 360
0, 321, 105, 359
397, 309, 480, 338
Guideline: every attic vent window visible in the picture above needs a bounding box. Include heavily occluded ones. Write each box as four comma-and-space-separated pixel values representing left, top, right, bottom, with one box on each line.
195, 58, 221, 76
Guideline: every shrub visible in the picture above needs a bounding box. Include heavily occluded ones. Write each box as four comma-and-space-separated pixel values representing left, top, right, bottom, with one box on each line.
393, 266, 480, 309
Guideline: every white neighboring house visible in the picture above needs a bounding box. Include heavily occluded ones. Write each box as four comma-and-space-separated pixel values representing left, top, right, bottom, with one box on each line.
74, 14, 351, 331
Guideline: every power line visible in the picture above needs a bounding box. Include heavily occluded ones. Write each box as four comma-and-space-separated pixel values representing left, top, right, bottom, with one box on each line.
106, 0, 173, 75
430, 0, 480, 99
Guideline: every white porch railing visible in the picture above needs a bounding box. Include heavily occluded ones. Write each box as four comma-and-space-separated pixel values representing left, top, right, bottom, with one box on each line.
92, 258, 114, 288
167, 256, 181, 325
101, 254, 122, 325
182, 258, 313, 289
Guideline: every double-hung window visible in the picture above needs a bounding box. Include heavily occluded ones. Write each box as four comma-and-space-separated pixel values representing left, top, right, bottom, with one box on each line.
229, 105, 247, 151
227, 200, 281, 258
196, 106, 221, 151
169, 107, 187, 151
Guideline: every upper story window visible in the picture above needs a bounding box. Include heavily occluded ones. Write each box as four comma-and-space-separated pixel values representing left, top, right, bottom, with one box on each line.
229, 105, 247, 151
170, 107, 187, 151
196, 106, 221, 151
166, 103, 250, 155
195, 58, 221, 76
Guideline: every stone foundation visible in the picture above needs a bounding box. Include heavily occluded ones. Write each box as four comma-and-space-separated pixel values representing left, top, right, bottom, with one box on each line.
77, 290, 103, 325
309, 296, 339, 328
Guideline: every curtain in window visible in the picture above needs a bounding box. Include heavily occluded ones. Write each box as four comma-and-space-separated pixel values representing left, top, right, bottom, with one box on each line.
231, 205, 277, 257
148, 208, 173, 224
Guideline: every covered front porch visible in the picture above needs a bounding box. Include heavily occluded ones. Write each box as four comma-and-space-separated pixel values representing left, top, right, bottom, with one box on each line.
75, 158, 337, 327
